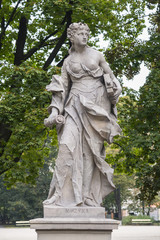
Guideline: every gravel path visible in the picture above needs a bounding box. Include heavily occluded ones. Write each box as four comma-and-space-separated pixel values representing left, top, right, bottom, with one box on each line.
0, 226, 160, 240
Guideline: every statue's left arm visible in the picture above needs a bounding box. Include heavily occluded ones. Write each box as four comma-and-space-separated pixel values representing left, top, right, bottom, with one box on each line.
99, 53, 122, 105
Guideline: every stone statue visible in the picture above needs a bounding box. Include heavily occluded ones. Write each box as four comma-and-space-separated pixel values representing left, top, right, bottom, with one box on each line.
43, 22, 122, 208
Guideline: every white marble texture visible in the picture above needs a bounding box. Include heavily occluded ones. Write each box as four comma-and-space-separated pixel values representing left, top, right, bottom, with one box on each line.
43, 206, 105, 218
43, 22, 122, 208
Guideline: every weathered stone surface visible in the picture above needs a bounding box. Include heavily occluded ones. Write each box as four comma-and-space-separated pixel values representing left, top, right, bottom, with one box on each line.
43, 22, 122, 208
43, 206, 105, 218
30, 217, 119, 240
35, 231, 112, 240
30, 21, 121, 240
30, 218, 119, 230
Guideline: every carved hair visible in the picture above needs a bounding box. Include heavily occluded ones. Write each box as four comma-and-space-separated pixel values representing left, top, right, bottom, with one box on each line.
67, 22, 90, 40
67, 22, 90, 54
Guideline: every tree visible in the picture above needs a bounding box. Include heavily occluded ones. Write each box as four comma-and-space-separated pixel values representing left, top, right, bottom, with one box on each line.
104, 0, 160, 209
103, 174, 135, 219
0, 0, 147, 186
0, 147, 57, 224
0, 64, 59, 186
0, 0, 146, 68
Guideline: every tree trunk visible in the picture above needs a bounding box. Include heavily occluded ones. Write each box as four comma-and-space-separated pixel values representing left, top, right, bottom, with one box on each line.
14, 15, 28, 65
0, 123, 12, 157
114, 186, 122, 220
43, 10, 72, 70
142, 200, 145, 215
147, 204, 151, 216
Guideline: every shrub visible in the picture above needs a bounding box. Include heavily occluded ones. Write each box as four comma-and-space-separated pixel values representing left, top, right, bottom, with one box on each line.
122, 215, 154, 225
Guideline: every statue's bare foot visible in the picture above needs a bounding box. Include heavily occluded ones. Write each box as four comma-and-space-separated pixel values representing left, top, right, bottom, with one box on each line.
76, 201, 83, 207
43, 195, 56, 205
84, 198, 96, 207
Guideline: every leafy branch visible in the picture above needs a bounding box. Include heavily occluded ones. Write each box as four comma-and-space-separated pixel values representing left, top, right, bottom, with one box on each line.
0, 0, 22, 49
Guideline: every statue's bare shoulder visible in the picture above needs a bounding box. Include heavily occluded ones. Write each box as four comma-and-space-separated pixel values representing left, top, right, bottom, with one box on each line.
63, 55, 71, 67
87, 47, 106, 64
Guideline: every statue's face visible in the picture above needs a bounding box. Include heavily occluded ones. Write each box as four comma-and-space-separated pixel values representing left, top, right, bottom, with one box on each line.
72, 28, 89, 46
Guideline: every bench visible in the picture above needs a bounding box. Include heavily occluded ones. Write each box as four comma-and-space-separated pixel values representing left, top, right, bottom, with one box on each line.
132, 219, 152, 225
16, 221, 30, 226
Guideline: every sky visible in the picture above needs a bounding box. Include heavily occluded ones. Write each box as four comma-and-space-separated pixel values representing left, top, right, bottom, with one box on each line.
122, 63, 149, 91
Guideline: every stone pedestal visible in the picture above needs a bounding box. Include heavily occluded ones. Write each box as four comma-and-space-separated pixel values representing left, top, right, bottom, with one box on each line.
30, 217, 118, 240
43, 205, 105, 218
30, 206, 119, 240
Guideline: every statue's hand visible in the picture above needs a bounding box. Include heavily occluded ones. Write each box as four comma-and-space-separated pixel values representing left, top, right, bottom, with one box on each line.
104, 73, 113, 87
44, 109, 65, 128
44, 108, 58, 128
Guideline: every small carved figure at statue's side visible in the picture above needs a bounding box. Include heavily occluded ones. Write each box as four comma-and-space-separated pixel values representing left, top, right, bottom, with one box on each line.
43, 22, 122, 207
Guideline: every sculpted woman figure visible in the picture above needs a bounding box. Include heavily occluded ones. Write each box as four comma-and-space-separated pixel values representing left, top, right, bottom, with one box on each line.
43, 22, 122, 207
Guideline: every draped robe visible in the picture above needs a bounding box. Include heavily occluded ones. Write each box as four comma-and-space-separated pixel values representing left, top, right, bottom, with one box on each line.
45, 58, 122, 207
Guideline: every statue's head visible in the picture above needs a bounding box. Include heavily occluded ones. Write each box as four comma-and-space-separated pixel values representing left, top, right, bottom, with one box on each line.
67, 22, 90, 41
67, 23, 90, 53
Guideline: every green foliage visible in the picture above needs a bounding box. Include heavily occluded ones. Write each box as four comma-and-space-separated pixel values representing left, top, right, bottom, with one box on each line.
134, 69, 160, 204
106, 40, 143, 79
0, 0, 148, 187
122, 215, 154, 225
0, 0, 159, 206
105, 1, 160, 206
0, 63, 58, 186
104, 0, 146, 78
0, 154, 57, 224
103, 174, 135, 212
0, 0, 146, 68
107, 70, 160, 205
122, 215, 133, 225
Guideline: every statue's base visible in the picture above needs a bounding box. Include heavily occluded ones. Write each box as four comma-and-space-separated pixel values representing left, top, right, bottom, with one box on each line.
30, 218, 119, 240
30, 206, 119, 240
43, 205, 105, 218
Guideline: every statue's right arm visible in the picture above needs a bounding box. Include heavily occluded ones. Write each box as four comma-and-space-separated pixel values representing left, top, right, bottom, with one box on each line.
44, 59, 70, 128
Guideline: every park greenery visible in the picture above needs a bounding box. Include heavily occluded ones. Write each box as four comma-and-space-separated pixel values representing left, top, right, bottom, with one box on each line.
105, 0, 160, 210
0, 0, 160, 221
122, 215, 154, 225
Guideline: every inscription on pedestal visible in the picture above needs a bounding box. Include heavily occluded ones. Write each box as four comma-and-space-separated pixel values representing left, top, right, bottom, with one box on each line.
43, 206, 105, 218
66, 208, 89, 214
